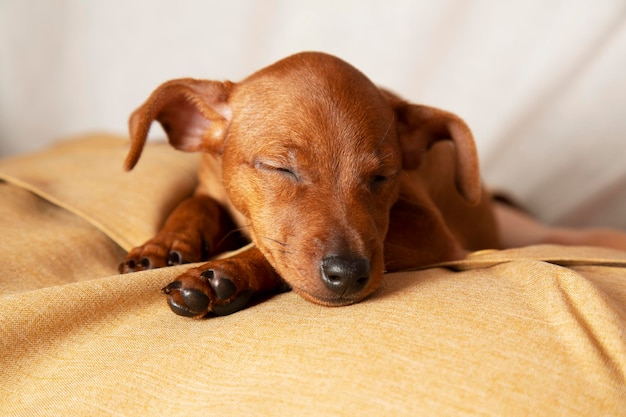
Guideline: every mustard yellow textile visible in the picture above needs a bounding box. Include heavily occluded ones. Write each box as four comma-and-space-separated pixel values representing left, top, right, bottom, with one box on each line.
1, 135, 624, 416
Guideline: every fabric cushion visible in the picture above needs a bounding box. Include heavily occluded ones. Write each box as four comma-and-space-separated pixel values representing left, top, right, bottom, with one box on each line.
1, 135, 624, 416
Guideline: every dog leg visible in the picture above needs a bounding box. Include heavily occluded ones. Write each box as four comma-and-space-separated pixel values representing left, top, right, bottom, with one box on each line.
119, 194, 244, 273
161, 246, 288, 318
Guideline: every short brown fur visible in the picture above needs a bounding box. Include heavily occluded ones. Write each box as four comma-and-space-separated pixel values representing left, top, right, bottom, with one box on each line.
120, 52, 626, 318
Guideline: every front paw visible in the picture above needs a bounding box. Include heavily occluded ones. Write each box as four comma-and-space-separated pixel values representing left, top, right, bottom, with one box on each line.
119, 233, 209, 273
161, 264, 253, 318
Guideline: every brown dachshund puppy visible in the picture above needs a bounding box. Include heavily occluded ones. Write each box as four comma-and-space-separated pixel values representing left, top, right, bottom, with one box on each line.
119, 51, 500, 317
118, 52, 504, 317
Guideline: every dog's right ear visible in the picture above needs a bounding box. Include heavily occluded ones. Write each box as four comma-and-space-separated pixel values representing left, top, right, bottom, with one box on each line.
124, 78, 235, 171
380, 89, 482, 206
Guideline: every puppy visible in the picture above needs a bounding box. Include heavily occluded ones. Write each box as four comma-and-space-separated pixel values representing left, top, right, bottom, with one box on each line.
119, 51, 502, 318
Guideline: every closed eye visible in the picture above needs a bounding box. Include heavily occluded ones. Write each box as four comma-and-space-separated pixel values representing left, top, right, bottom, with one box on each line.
370, 171, 399, 189
275, 166, 295, 175
254, 160, 299, 181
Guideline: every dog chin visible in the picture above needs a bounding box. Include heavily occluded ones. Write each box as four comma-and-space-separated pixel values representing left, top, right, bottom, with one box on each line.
291, 287, 369, 307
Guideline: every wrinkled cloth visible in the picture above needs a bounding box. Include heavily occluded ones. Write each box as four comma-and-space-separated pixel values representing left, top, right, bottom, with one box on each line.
1, 135, 624, 416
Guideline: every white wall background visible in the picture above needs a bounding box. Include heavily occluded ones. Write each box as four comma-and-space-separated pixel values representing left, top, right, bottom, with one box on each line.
1, 0, 626, 229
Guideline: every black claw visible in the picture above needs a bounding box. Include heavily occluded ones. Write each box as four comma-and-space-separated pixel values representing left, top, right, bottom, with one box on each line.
161, 281, 183, 294
139, 257, 151, 269
167, 251, 183, 266
200, 270, 214, 280
119, 259, 136, 273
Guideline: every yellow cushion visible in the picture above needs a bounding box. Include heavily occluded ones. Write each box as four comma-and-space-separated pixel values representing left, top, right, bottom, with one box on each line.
1, 135, 624, 416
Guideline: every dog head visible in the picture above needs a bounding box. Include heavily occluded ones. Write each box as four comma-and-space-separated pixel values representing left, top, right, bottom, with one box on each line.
126, 52, 480, 306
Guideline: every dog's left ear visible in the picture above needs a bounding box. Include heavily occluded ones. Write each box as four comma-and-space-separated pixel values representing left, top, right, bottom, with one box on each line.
383, 91, 482, 205
124, 78, 235, 171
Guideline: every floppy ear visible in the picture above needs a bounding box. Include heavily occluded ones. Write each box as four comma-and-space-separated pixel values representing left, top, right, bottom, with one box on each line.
383, 91, 482, 205
124, 78, 235, 171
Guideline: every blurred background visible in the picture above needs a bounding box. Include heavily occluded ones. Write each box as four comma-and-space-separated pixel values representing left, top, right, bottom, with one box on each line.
1, 0, 625, 229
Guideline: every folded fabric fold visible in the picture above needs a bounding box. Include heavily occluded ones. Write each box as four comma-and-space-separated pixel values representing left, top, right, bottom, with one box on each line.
432, 244, 626, 271
0, 133, 200, 251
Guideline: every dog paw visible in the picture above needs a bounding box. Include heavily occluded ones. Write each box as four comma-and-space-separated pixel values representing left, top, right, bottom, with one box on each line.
119, 233, 209, 273
161, 263, 254, 318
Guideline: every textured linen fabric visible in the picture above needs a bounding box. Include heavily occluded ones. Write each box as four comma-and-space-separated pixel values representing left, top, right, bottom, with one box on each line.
0, 133, 200, 251
1, 136, 625, 416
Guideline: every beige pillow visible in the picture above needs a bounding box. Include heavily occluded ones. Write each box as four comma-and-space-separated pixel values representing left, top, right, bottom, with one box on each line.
1, 135, 624, 416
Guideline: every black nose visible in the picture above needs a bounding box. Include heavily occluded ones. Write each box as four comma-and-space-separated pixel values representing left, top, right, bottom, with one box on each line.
321, 256, 370, 296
